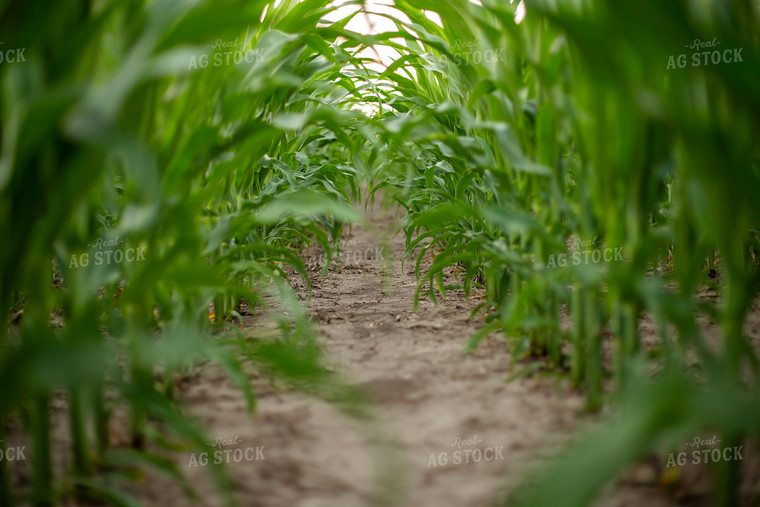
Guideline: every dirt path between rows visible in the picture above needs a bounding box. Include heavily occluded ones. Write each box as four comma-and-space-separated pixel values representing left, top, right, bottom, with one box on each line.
6, 203, 759, 505
107, 202, 758, 506
122, 202, 699, 507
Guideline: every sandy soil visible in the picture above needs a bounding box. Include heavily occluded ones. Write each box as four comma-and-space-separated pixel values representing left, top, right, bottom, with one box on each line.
117, 204, 758, 506
8, 203, 760, 506
113, 205, 592, 506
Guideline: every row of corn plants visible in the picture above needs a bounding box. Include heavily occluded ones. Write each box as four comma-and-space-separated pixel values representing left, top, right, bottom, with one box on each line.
359, 0, 760, 505
3, 0, 759, 505
0, 0, 410, 504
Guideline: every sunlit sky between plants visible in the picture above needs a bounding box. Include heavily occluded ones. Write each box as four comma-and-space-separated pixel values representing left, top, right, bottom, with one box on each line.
318, 0, 525, 116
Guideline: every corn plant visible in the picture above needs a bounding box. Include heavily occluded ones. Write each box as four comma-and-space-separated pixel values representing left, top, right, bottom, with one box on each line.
0, 0, 398, 504
2, 0, 760, 505
362, 0, 760, 504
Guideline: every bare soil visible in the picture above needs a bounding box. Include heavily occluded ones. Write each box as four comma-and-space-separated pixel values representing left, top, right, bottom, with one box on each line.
9, 203, 760, 506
